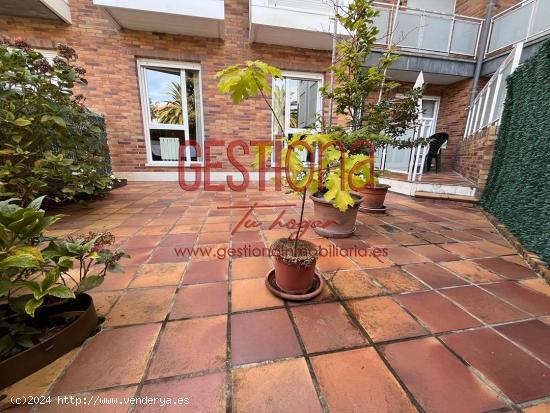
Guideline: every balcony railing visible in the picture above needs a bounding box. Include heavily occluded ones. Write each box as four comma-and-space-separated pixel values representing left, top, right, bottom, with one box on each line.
253, 1, 482, 57
487, 0, 550, 55
375, 3, 482, 57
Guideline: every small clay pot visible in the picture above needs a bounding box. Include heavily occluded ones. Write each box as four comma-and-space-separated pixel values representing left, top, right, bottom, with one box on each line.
310, 193, 363, 238
272, 238, 318, 294
359, 184, 390, 212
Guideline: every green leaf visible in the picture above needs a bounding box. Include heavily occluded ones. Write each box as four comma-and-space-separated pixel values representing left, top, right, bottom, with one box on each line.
47, 285, 75, 299
28, 196, 46, 210
12, 118, 32, 127
77, 275, 104, 293
24, 297, 44, 317
0, 253, 41, 269
52, 116, 67, 127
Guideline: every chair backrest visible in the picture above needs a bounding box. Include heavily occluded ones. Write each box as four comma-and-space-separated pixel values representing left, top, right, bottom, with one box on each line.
428, 133, 449, 156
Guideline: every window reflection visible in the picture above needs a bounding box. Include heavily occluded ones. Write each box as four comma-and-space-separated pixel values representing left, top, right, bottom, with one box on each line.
288, 79, 319, 129
146, 67, 183, 125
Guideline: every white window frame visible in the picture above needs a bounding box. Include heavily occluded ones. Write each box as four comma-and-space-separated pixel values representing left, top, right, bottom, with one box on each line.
271, 70, 324, 165
137, 59, 205, 167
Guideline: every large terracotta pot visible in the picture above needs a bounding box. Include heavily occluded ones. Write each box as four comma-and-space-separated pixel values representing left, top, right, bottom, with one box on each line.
310, 193, 363, 238
272, 238, 318, 293
359, 184, 390, 214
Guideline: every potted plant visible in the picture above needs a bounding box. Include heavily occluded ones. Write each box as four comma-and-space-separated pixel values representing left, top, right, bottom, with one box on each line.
319, 0, 427, 214
0, 197, 128, 388
217, 60, 374, 294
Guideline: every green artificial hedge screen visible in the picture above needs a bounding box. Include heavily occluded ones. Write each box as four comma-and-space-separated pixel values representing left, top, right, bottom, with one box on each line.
481, 39, 550, 265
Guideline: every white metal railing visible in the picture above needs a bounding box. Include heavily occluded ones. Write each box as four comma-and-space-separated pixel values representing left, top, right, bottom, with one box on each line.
262, 1, 482, 57
487, 0, 550, 55
464, 43, 523, 138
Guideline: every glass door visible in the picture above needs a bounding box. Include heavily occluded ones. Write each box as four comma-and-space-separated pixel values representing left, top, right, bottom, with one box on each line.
382, 97, 439, 173
272, 74, 322, 164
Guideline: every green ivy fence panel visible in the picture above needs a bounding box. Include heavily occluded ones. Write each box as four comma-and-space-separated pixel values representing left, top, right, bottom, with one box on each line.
480, 39, 550, 265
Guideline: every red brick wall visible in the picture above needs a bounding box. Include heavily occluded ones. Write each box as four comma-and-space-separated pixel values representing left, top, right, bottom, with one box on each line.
454, 124, 499, 189
0, 0, 333, 174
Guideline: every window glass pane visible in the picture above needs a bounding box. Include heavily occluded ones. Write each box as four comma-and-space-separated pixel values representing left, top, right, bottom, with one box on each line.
146, 67, 183, 125
422, 100, 436, 118
395, 12, 421, 49
422, 15, 452, 52
531, 0, 550, 37
481, 82, 496, 127
450, 20, 479, 55
493, 62, 513, 121
373, 7, 391, 43
289, 79, 319, 129
408, 0, 454, 13
489, 3, 532, 52
186, 69, 202, 159
272, 77, 286, 136
149, 129, 186, 162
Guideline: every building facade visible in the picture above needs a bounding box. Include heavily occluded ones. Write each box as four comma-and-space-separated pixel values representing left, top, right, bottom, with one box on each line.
0, 0, 548, 191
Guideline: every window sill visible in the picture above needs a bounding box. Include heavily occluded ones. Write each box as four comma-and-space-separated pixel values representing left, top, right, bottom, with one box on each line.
145, 161, 204, 167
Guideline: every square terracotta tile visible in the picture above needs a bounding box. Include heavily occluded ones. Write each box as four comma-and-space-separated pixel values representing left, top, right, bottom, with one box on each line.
524, 402, 550, 413
474, 257, 537, 280
94, 264, 138, 291
439, 243, 493, 259
52, 324, 160, 394
124, 235, 163, 249
349, 296, 427, 342
409, 244, 460, 262
231, 309, 301, 365
88, 291, 120, 317
367, 266, 427, 293
130, 262, 186, 287
483, 282, 550, 315
232, 358, 322, 413
124, 247, 154, 265
197, 232, 231, 245
386, 246, 430, 265
311, 348, 416, 413
442, 328, 550, 403
349, 249, 395, 269
328, 269, 382, 299
170, 282, 228, 319
496, 320, 550, 365
402, 262, 468, 288
519, 278, 550, 297
147, 316, 227, 379
148, 246, 190, 263
136, 225, 172, 236
38, 386, 138, 413
441, 260, 502, 283
291, 302, 365, 353
381, 337, 505, 413
202, 223, 231, 233
440, 229, 481, 241
184, 259, 229, 284
396, 291, 481, 333
137, 372, 225, 413
316, 255, 356, 272
469, 240, 516, 256
442, 286, 529, 324
231, 278, 283, 312
232, 257, 272, 279
160, 233, 196, 247
105, 287, 175, 326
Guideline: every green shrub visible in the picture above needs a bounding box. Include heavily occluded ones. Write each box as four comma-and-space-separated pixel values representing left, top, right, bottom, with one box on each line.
0, 196, 128, 357
0, 38, 114, 205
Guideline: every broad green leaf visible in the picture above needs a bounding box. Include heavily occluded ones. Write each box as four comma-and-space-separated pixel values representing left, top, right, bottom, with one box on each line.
0, 253, 41, 269
12, 118, 32, 127
47, 285, 76, 299
24, 297, 44, 317
77, 275, 104, 293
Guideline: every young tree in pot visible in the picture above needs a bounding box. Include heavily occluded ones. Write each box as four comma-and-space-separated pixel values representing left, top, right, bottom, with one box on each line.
320, 0, 426, 214
217, 61, 371, 293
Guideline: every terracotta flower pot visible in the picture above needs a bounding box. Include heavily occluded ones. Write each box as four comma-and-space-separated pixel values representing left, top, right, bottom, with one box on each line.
310, 193, 363, 238
359, 184, 390, 214
272, 238, 318, 294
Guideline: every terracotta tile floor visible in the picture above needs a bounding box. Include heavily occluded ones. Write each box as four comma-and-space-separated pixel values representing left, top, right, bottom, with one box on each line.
2, 182, 550, 413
